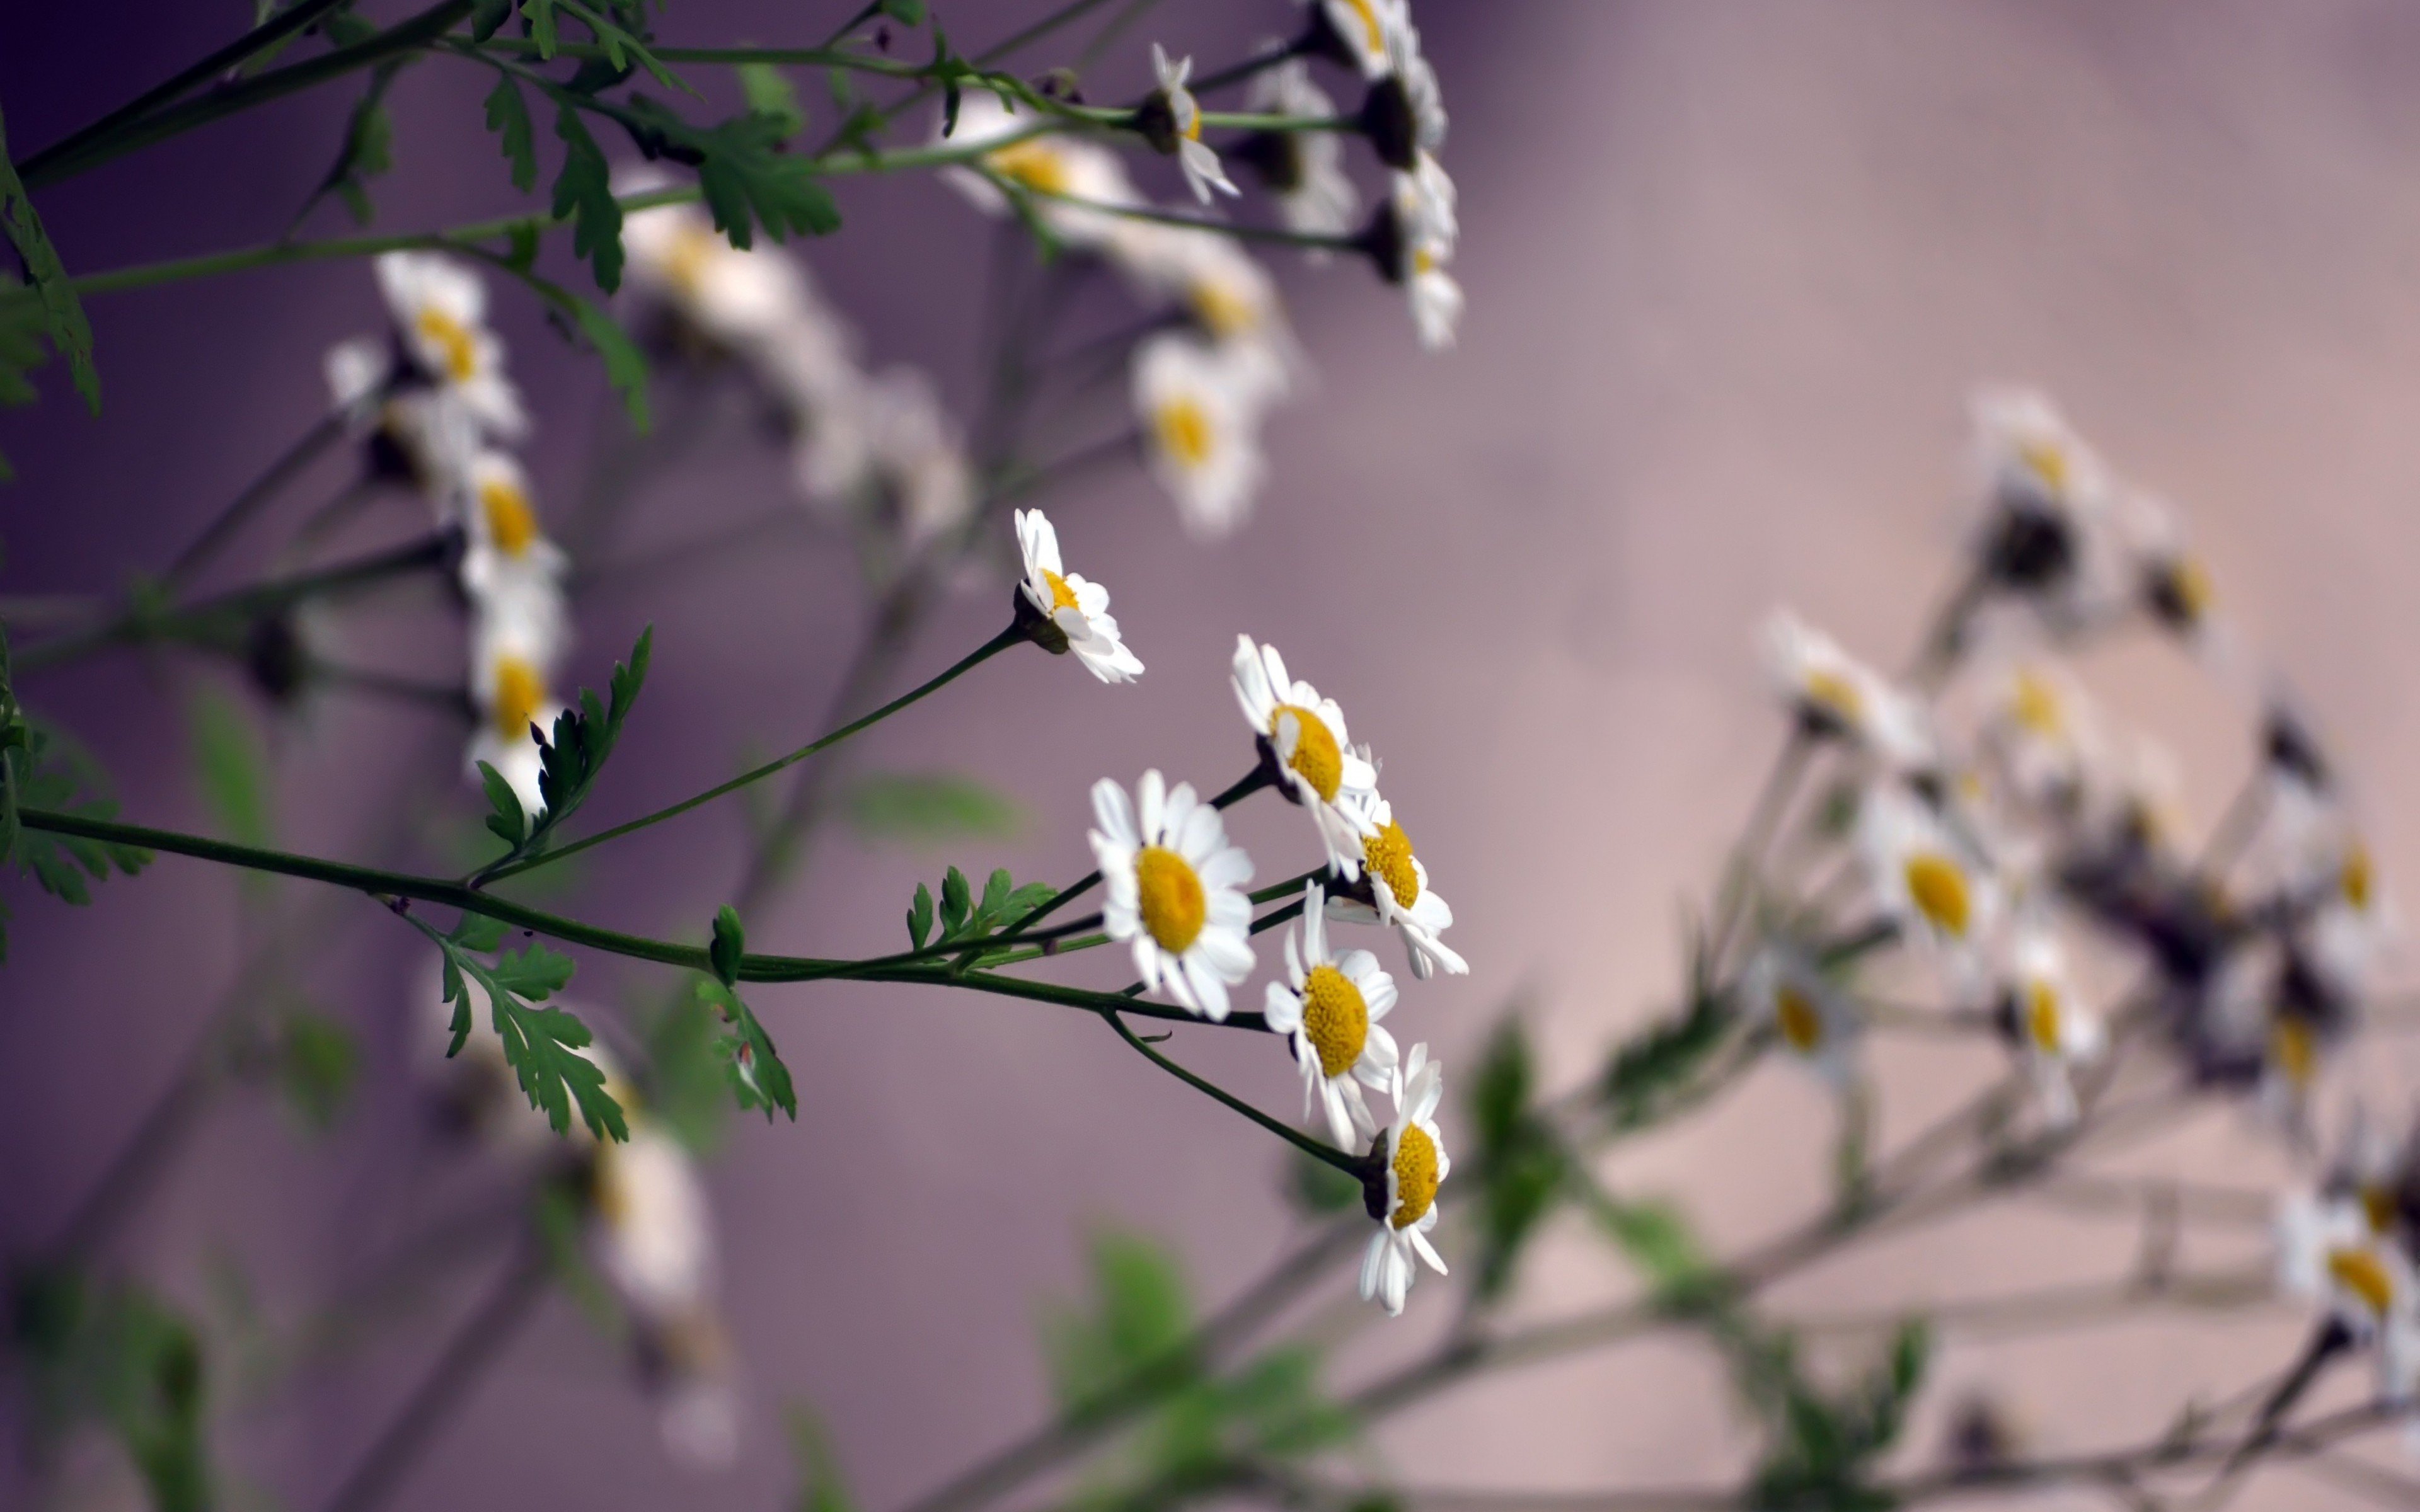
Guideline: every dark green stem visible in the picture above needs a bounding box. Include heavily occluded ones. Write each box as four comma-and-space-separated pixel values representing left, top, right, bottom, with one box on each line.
1103, 1009, 1363, 1172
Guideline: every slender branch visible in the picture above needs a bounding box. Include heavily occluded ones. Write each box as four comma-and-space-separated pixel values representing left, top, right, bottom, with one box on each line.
1103, 1009, 1366, 1174
160, 411, 349, 592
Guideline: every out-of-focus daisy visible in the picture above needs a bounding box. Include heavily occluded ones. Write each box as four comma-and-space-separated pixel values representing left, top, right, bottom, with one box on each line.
1762, 611, 1933, 771
1264, 880, 1400, 1148
1361, 1042, 1449, 1317
374, 251, 526, 440
459, 450, 567, 616
1119, 227, 1299, 402
1367, 151, 1461, 350
593, 1122, 715, 1321
468, 602, 567, 815
1742, 944, 1860, 1086
620, 175, 814, 355
1013, 508, 1143, 683
2114, 490, 2220, 641
1132, 333, 1270, 536
799, 368, 974, 558
1090, 770, 1256, 1020
1997, 925, 2104, 1126
1857, 784, 1999, 956
325, 338, 480, 502
1305, 0, 1402, 79
2276, 1191, 2420, 1402
1238, 58, 1359, 244
643, 1308, 740, 1469
1331, 795, 1467, 978
1980, 662, 2099, 814
1361, 13, 1446, 170
943, 94, 1144, 250
1231, 636, 1380, 876
1966, 387, 2125, 623
1144, 44, 1239, 205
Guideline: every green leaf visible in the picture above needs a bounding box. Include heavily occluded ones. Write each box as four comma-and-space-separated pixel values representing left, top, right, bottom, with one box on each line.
845, 771, 1021, 847
939, 866, 971, 936
0, 101, 98, 411
471, 626, 651, 877
622, 97, 842, 249
1286, 1143, 1361, 1215
1044, 1231, 1196, 1412
1601, 988, 1734, 1135
484, 74, 539, 193
550, 103, 625, 291
476, 759, 526, 846
275, 1008, 359, 1133
3, 719, 149, 956
693, 975, 798, 1121
554, 0, 688, 91
710, 904, 746, 987
301, 60, 405, 230
449, 908, 509, 954
906, 881, 933, 949
878, 0, 926, 22
470, 0, 518, 43
645, 985, 735, 1152
1465, 1013, 1567, 1300
1590, 1194, 1714, 1302
787, 1404, 858, 1512
737, 61, 807, 141
185, 685, 273, 850
418, 919, 626, 1140
526, 0, 560, 55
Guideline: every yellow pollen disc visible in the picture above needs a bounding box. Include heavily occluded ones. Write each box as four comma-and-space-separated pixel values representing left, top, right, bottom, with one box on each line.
1904, 852, 1972, 938
2018, 437, 2070, 496
1153, 396, 1214, 472
1270, 704, 1344, 803
2342, 844, 2374, 913
592, 1147, 631, 1226
1134, 845, 1207, 954
492, 655, 546, 741
664, 223, 718, 298
1299, 964, 1370, 1078
1802, 668, 1864, 726
1043, 568, 1081, 612
1344, 0, 1387, 55
480, 479, 539, 558
1183, 113, 1202, 142
2164, 556, 2214, 622
1412, 247, 1438, 276
986, 142, 1070, 197
2271, 1017, 2317, 1087
1391, 1122, 1439, 1229
2024, 981, 2063, 1055
415, 307, 480, 384
2012, 670, 2063, 736
2330, 1246, 2395, 1319
1190, 281, 1257, 340
1775, 986, 1824, 1053
1364, 819, 1420, 908
2363, 1183, 2399, 1237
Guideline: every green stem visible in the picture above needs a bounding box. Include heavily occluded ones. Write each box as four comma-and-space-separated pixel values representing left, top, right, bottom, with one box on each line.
160, 411, 349, 592
1005, 767, 1275, 935
1103, 1009, 1364, 1173
477, 623, 1028, 885
1011, 181, 1365, 250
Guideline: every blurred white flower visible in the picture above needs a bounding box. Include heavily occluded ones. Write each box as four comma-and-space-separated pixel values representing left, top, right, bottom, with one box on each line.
1014, 508, 1143, 684
1761, 610, 1933, 771
1306, 0, 1405, 80
1132, 333, 1270, 536
1090, 770, 1256, 1021
1378, 152, 1461, 349
467, 598, 568, 815
1999, 924, 2104, 1127
1361, 1042, 1449, 1316
1117, 227, 1299, 403
1265, 880, 1400, 1148
2276, 1191, 2420, 1403
1743, 944, 1861, 1087
458, 450, 567, 627
943, 93, 1145, 249
1151, 45, 1238, 205
1858, 784, 2000, 956
373, 251, 526, 440
1242, 59, 1359, 244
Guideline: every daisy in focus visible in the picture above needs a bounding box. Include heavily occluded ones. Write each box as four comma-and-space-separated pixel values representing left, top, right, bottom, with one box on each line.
1231, 636, 1380, 876
1264, 880, 1400, 1148
1361, 1041, 1449, 1317
1763, 610, 1933, 771
1332, 794, 1466, 978
1014, 508, 1143, 684
1996, 925, 2104, 1127
1146, 44, 1238, 205
1090, 770, 1256, 1021
1743, 944, 1860, 1086
1133, 333, 1270, 536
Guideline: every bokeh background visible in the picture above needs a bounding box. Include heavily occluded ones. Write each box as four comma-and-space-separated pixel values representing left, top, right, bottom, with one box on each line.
10, 1, 2420, 1507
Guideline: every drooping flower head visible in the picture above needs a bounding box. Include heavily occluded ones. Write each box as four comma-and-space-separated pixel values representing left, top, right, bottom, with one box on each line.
1133, 333, 1271, 536
1743, 944, 1860, 1086
1144, 44, 1240, 205
373, 251, 526, 440
1360, 12, 1446, 171
1360, 1041, 1449, 1317
1366, 151, 1461, 350
1304, 0, 1405, 79
1231, 635, 1380, 876
1996, 924, 2104, 1127
1330, 794, 1466, 978
1014, 508, 1143, 684
1265, 880, 1401, 1148
1090, 770, 1256, 1020
1762, 610, 1933, 771
1238, 58, 1360, 244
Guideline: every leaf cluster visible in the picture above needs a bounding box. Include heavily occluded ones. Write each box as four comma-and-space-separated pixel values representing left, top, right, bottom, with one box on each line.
419, 910, 626, 1140
1599, 985, 1735, 1135
476, 626, 652, 878
1, 664, 152, 960
11, 1267, 213, 1511
1464, 1013, 1571, 1300
0, 100, 100, 484
903, 864, 1055, 954
694, 904, 799, 1121
1728, 1315, 1931, 1511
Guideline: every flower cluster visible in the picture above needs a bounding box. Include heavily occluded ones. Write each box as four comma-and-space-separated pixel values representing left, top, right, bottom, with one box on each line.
328, 252, 570, 813
1085, 631, 1468, 1315
1734, 386, 2415, 1412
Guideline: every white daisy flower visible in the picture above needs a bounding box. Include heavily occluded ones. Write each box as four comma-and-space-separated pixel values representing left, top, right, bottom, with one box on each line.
1998, 925, 2104, 1127
1966, 386, 2128, 621
942, 93, 1145, 250
1361, 1041, 1449, 1317
373, 251, 526, 440
1014, 508, 1143, 684
1117, 227, 1299, 403
2113, 488, 2221, 640
458, 450, 568, 615
1132, 333, 1270, 536
1742, 944, 1860, 1086
468, 600, 568, 815
1090, 770, 1256, 1021
1231, 635, 1380, 876
1372, 151, 1461, 350
1149, 44, 1239, 205
620, 176, 814, 353
1857, 784, 2000, 956
1979, 661, 2100, 814
1306, 0, 1403, 79
593, 1121, 716, 1321
1241, 58, 1359, 245
2276, 1191, 2420, 1402
2326, 1102, 2410, 1245
324, 339, 481, 504
1375, 14, 1448, 163
1264, 880, 1400, 1148
1330, 795, 1466, 978
1761, 610, 1933, 771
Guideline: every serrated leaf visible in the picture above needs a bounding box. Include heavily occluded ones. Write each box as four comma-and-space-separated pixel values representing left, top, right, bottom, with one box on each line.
550, 104, 624, 291
844, 771, 1020, 847
484, 74, 538, 193
693, 976, 797, 1121
939, 866, 971, 935
476, 760, 526, 845
470, 626, 651, 878
450, 910, 509, 953
418, 920, 625, 1140
979, 866, 1010, 921
710, 903, 744, 987
186, 685, 272, 850
621, 98, 841, 250
0, 101, 97, 411
470, 0, 517, 43
907, 881, 933, 949
736, 61, 805, 140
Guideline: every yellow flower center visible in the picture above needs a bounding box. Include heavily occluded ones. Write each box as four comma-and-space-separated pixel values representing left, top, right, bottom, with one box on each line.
1270, 704, 1344, 803
2342, 844, 2374, 913
1802, 668, 1864, 726
1134, 845, 1207, 954
1299, 964, 1369, 1078
2330, 1246, 2395, 1319
2018, 437, 2070, 497
2363, 1183, 2399, 1237
1043, 568, 1081, 612
480, 478, 539, 558
2011, 670, 2063, 737
1153, 396, 1214, 472
1904, 852, 1972, 938
2160, 556, 2214, 624
987, 141, 1070, 197
1364, 818, 1420, 908
663, 222, 718, 299
1412, 246, 1439, 275
1342, 0, 1388, 55
492, 655, 546, 742
1189, 280, 1259, 340
415, 307, 480, 384
2271, 1017, 2318, 1088
1775, 985, 1824, 1053
2024, 980, 2063, 1055
1391, 1122, 1439, 1229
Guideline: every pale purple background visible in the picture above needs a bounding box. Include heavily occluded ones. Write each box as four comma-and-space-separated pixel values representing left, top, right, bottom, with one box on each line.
9, 3, 2420, 1508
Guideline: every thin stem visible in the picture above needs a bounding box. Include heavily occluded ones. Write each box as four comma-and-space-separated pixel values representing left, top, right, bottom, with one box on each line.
1102, 1009, 1364, 1174
1707, 727, 1814, 973
478, 623, 1027, 885
160, 412, 348, 592
1011, 180, 1364, 250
